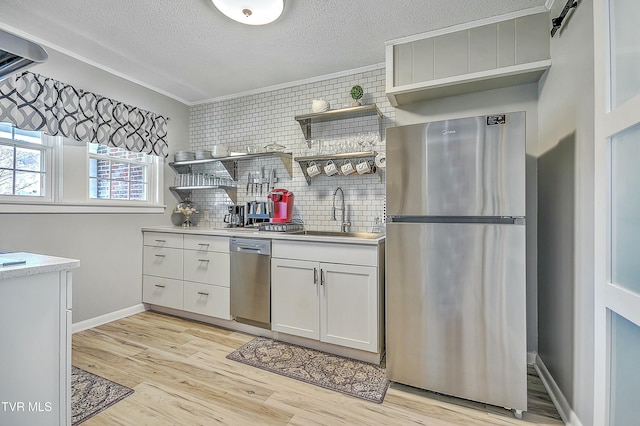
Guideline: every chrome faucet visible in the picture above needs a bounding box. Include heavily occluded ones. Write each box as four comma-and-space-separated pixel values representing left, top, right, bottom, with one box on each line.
332, 187, 351, 232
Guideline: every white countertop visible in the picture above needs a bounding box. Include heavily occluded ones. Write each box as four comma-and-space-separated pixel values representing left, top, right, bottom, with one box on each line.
0, 252, 80, 280
141, 225, 385, 246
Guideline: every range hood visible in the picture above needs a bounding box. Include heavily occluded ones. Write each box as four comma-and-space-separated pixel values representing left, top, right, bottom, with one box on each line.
0, 28, 48, 81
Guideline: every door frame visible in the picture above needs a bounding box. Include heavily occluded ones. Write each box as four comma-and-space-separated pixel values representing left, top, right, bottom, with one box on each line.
593, 0, 640, 424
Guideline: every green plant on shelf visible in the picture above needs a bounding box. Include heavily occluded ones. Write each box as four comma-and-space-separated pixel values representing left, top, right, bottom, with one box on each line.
350, 85, 363, 106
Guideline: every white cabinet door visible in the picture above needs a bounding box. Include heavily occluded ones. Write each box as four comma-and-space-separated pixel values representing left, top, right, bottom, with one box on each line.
1, 272, 63, 426
143, 246, 183, 280
143, 232, 183, 249
183, 234, 228, 252
142, 275, 183, 310
271, 258, 319, 340
320, 263, 378, 352
183, 281, 231, 319
183, 250, 230, 287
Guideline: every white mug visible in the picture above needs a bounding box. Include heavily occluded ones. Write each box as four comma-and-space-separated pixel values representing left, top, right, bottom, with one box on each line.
341, 160, 355, 175
307, 161, 321, 178
324, 160, 338, 176
356, 159, 372, 175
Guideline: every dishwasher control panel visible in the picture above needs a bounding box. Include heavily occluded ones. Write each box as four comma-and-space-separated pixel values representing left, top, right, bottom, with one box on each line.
229, 238, 271, 255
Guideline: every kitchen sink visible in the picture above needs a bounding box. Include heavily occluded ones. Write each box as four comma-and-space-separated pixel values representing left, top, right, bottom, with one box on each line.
301, 230, 383, 239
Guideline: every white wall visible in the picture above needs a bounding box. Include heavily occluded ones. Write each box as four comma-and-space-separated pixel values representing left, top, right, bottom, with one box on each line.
536, 0, 595, 424
394, 83, 540, 356
0, 48, 189, 323
188, 67, 396, 232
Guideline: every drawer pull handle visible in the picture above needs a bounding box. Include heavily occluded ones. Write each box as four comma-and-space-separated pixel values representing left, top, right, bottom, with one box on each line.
155, 254, 166, 258
155, 239, 166, 243
197, 292, 209, 296
320, 269, 325, 286
199, 243, 210, 247
313, 267, 318, 284
155, 284, 166, 288
198, 259, 210, 262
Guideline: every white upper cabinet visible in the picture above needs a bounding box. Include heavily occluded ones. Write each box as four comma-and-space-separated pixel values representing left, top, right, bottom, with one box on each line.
386, 10, 551, 106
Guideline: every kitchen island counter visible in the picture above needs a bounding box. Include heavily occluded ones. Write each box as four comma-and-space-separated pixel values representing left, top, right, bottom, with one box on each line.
0, 251, 80, 280
0, 251, 78, 426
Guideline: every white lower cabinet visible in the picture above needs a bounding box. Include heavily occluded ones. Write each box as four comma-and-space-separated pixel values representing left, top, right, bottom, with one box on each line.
143, 246, 183, 280
1, 259, 77, 426
183, 281, 230, 318
142, 231, 384, 356
142, 275, 183, 310
320, 262, 377, 351
271, 244, 380, 353
143, 232, 230, 320
183, 249, 230, 287
271, 258, 319, 340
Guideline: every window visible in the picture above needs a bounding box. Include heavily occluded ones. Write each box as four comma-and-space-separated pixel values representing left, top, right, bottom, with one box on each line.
0, 123, 48, 198
88, 143, 150, 201
0, 123, 164, 213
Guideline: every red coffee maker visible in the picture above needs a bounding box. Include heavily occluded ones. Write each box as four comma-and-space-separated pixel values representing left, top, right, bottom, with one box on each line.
268, 189, 294, 223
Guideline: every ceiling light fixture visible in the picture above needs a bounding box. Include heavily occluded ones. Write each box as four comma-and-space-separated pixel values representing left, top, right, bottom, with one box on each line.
211, 0, 284, 26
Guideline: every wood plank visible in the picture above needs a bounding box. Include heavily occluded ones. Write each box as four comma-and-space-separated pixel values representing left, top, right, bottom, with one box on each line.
74, 311, 563, 426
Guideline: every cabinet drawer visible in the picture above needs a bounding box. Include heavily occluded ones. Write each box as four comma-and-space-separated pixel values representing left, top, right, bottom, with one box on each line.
183, 282, 231, 319
143, 275, 183, 309
183, 250, 230, 287
272, 240, 377, 266
184, 234, 228, 252
144, 232, 183, 249
143, 247, 183, 279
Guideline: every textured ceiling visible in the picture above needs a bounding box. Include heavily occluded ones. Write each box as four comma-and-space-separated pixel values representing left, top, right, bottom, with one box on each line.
0, 0, 547, 105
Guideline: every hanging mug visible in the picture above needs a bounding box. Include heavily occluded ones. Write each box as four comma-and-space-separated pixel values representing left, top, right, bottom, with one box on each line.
324, 160, 338, 176
306, 161, 321, 178
341, 160, 356, 175
356, 159, 372, 174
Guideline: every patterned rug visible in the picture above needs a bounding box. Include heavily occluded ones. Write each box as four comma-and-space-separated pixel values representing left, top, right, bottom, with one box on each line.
226, 337, 390, 403
71, 366, 134, 425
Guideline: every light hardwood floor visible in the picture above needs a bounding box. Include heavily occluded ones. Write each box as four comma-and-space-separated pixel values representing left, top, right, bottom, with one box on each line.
72, 311, 563, 426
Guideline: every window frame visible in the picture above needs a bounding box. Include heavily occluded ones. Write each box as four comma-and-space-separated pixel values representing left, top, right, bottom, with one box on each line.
0, 128, 53, 203
0, 124, 165, 213
87, 143, 153, 204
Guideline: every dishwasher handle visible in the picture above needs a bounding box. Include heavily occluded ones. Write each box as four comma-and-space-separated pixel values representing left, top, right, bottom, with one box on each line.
235, 246, 265, 254
230, 238, 271, 255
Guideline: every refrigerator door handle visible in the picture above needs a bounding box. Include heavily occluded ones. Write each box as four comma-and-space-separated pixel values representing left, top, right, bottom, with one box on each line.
389, 215, 525, 225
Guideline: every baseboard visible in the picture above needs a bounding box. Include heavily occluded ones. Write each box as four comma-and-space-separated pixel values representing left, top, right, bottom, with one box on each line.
534, 354, 584, 426
527, 351, 537, 365
72, 303, 147, 334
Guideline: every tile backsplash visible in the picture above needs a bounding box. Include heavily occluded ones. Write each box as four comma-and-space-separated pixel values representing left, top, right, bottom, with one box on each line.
187, 67, 396, 232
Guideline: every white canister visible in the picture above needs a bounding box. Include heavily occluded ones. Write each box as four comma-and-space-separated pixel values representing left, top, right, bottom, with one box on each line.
312, 100, 330, 113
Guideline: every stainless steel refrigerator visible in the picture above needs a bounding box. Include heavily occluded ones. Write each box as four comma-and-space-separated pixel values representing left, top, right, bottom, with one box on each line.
385, 112, 527, 415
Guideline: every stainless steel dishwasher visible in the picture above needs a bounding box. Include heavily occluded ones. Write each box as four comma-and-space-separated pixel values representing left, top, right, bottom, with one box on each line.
229, 237, 271, 329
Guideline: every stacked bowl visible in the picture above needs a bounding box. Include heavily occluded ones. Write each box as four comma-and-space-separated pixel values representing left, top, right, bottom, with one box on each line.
175, 151, 195, 162
211, 145, 229, 158
195, 150, 212, 160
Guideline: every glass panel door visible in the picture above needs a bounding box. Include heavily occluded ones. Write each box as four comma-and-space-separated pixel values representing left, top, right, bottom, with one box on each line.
595, 0, 640, 424
610, 124, 640, 294
609, 0, 640, 107
610, 312, 640, 426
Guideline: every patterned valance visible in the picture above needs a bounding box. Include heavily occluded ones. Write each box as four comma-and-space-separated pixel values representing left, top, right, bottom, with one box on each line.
0, 72, 169, 157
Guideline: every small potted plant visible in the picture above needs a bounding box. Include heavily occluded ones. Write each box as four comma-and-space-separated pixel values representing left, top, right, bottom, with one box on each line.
350, 85, 363, 106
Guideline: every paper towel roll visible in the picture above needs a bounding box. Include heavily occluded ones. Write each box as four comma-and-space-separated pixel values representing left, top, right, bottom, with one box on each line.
375, 152, 386, 168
